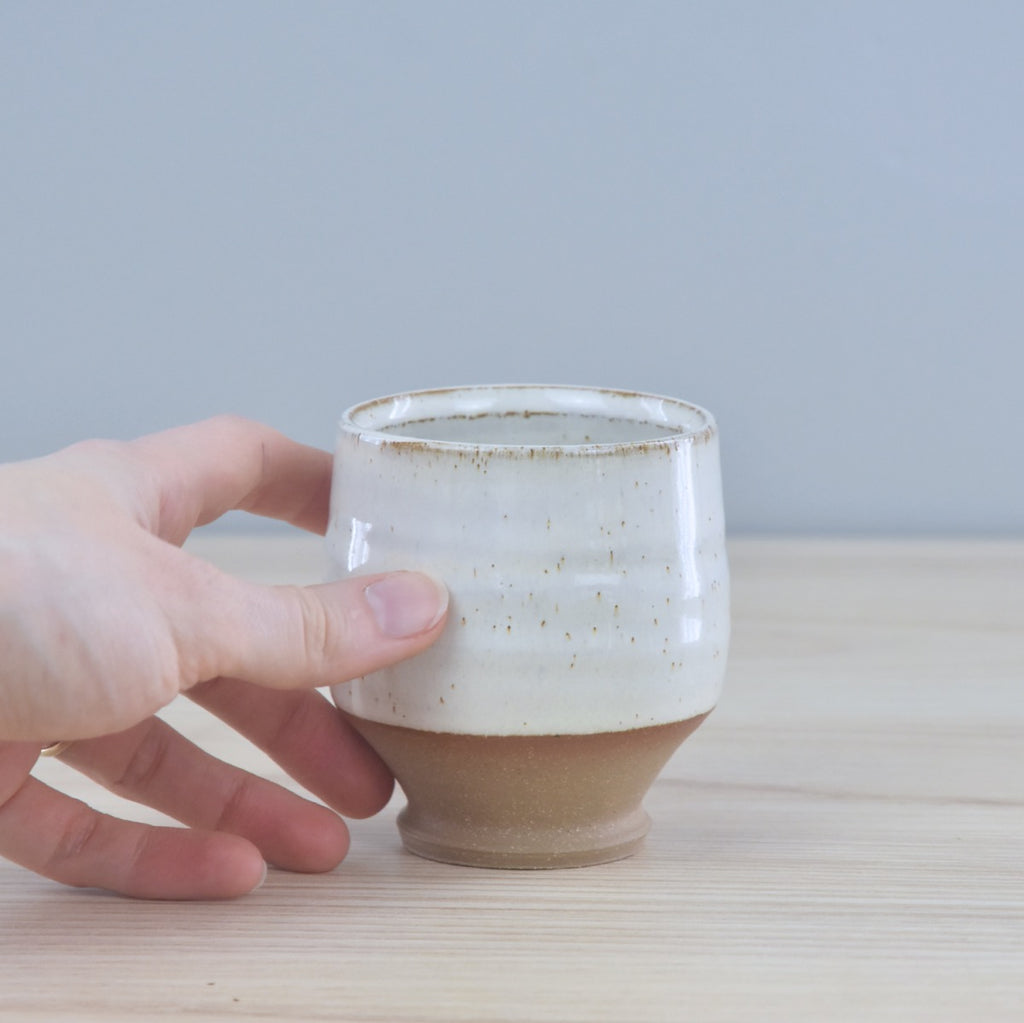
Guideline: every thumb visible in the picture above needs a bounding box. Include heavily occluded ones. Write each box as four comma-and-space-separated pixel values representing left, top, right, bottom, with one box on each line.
178, 568, 449, 691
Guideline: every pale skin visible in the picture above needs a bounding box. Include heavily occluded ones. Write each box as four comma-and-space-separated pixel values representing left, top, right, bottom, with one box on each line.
0, 416, 449, 900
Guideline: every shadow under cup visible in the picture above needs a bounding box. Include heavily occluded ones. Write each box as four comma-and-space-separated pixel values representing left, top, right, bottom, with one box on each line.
328, 385, 729, 868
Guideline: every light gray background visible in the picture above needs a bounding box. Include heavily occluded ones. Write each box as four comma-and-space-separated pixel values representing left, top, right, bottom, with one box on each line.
2, 2, 1021, 534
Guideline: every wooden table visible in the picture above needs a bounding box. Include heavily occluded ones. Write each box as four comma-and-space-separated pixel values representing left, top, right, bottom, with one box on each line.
3, 538, 1022, 1021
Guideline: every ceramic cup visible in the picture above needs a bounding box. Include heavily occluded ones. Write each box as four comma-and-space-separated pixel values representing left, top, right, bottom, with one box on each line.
327, 385, 729, 868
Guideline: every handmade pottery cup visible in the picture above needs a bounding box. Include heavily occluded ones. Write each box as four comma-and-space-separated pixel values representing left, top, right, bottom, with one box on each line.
327, 385, 729, 868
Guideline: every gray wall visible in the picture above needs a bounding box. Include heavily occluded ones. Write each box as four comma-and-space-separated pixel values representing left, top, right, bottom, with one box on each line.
3, 2, 1021, 535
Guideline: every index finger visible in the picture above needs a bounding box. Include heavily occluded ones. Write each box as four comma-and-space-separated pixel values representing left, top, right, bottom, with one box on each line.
131, 416, 332, 542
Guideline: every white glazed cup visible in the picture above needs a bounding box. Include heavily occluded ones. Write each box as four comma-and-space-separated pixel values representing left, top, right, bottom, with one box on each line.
328, 384, 729, 868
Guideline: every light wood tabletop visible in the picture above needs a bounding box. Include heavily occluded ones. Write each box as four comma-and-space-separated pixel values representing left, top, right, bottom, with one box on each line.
3, 536, 1022, 1022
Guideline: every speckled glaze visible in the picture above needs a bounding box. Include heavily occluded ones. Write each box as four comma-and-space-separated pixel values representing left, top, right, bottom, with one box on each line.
328, 384, 729, 737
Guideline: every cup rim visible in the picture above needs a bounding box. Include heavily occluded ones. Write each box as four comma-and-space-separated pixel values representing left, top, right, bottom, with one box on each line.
339, 383, 716, 453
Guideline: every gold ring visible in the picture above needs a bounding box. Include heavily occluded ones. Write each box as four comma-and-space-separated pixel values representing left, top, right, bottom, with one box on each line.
40, 741, 73, 758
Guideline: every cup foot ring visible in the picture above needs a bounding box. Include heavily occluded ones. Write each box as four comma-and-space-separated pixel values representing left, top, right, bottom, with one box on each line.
397, 809, 652, 870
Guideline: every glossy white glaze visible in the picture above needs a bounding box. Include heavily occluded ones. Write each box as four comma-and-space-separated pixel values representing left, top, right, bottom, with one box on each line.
328, 385, 729, 735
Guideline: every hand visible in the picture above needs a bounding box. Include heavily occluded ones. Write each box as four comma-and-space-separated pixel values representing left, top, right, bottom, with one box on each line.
0, 416, 448, 899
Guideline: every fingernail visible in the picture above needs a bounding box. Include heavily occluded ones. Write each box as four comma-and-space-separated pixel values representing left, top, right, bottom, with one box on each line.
249, 861, 268, 893
364, 572, 449, 639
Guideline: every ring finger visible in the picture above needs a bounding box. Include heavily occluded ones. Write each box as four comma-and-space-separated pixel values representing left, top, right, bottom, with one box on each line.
60, 717, 351, 874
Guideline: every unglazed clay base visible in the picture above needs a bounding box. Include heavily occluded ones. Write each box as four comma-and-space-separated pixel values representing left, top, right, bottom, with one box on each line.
342, 711, 710, 869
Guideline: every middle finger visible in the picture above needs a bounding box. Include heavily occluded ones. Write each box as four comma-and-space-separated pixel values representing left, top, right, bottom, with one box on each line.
187, 678, 394, 819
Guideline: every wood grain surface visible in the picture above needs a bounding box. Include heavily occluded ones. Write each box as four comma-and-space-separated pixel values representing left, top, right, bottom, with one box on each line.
2, 537, 1022, 1022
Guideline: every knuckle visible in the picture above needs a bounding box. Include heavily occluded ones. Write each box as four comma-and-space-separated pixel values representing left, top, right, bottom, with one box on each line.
291, 584, 373, 682
45, 804, 103, 880
267, 691, 321, 750
213, 773, 258, 834
204, 412, 258, 436
294, 587, 344, 669
111, 725, 172, 795
63, 437, 114, 459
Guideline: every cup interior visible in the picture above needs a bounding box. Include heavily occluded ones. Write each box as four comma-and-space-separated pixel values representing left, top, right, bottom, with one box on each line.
342, 385, 714, 449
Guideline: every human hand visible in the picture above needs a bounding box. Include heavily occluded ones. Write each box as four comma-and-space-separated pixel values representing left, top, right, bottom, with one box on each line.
0, 416, 448, 899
